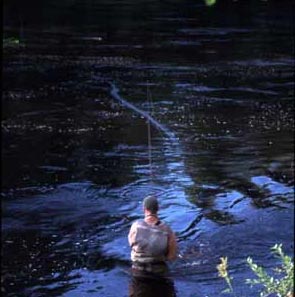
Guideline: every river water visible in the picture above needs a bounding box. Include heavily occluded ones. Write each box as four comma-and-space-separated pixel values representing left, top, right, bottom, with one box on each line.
2, 1, 294, 296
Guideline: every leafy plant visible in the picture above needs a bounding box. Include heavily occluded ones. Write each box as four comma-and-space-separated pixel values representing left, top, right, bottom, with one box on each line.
217, 256, 236, 296
3, 37, 21, 48
246, 244, 294, 297
204, 0, 217, 6
217, 244, 294, 297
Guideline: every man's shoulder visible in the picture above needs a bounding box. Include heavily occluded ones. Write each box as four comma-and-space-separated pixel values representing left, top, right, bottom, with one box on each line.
159, 221, 173, 233
131, 219, 144, 227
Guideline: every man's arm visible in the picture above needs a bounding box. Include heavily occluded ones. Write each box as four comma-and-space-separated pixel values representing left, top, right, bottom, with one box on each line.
167, 230, 178, 261
128, 222, 137, 247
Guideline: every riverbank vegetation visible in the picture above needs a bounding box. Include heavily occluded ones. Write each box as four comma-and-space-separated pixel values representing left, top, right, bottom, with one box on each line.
3, 37, 24, 50
217, 244, 294, 297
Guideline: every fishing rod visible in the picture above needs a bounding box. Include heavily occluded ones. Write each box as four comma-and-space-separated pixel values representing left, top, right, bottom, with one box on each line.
146, 81, 153, 179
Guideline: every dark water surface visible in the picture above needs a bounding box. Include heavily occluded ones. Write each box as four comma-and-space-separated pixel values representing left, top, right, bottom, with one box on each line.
2, 1, 294, 296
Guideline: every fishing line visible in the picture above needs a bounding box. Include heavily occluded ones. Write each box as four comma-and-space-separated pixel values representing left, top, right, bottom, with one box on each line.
146, 81, 153, 179
108, 80, 201, 274
109, 82, 175, 140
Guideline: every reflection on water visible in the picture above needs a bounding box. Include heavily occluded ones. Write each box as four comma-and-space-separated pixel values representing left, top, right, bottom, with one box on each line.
129, 274, 176, 297
2, 0, 294, 296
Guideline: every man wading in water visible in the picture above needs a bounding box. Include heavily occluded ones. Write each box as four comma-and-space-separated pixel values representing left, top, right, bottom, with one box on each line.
128, 195, 178, 296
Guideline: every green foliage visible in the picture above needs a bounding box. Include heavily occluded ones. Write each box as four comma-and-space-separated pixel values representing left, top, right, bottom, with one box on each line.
217, 244, 294, 297
246, 244, 294, 297
3, 37, 21, 48
217, 257, 236, 296
204, 0, 217, 6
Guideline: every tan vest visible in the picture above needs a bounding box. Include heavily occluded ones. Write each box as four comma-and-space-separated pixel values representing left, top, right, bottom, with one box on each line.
131, 220, 169, 263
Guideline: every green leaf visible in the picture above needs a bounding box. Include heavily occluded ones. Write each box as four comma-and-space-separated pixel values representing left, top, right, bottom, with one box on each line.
222, 288, 231, 294
205, 0, 216, 6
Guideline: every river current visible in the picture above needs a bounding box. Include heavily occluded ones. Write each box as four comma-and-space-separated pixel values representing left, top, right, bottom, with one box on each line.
2, 1, 294, 296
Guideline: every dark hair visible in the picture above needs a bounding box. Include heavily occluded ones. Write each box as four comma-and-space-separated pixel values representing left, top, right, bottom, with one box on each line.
143, 195, 159, 213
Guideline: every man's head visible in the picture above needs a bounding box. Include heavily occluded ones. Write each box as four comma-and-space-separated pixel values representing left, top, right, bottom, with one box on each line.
143, 195, 159, 214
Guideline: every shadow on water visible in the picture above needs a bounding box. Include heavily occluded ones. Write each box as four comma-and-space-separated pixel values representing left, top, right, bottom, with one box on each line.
129, 275, 176, 297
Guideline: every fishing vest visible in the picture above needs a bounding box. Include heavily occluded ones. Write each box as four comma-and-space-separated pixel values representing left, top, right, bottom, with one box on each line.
131, 219, 169, 263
